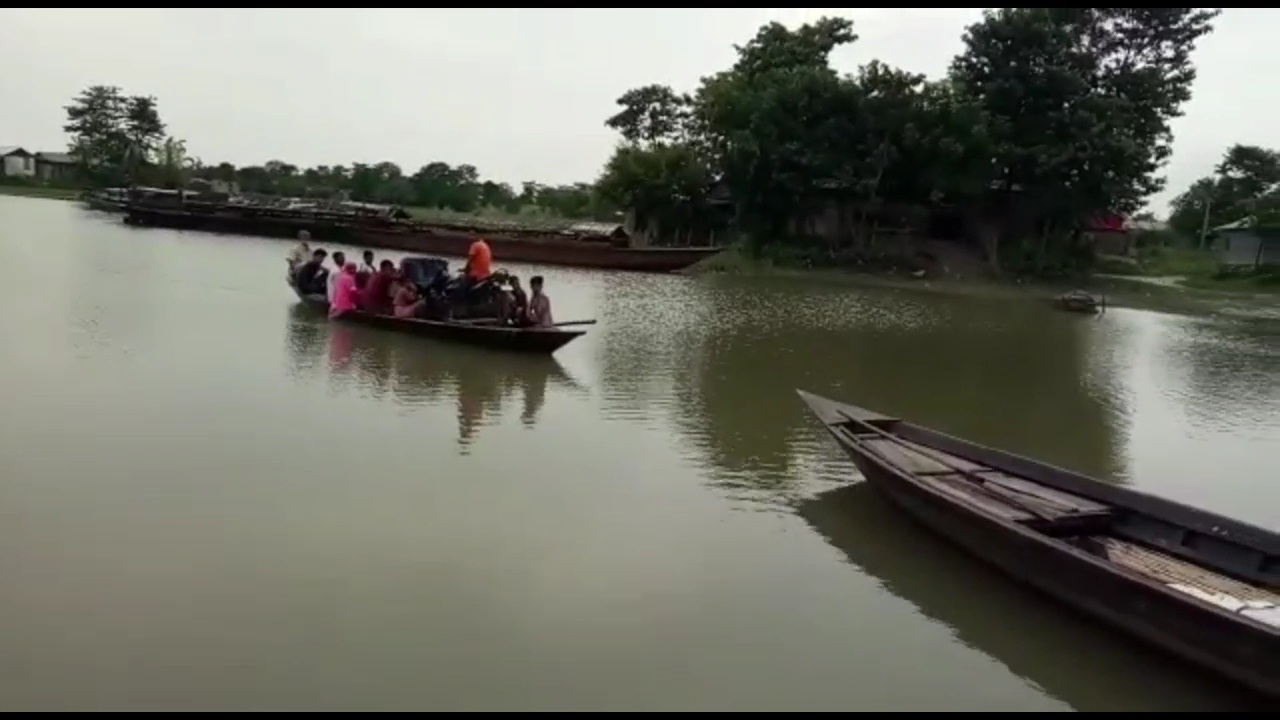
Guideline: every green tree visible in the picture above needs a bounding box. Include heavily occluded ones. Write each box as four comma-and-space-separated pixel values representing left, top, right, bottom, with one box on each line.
123, 95, 166, 165
696, 18, 860, 248
63, 85, 129, 183
605, 84, 693, 146
151, 136, 194, 188
951, 8, 1220, 270
596, 143, 714, 243
63, 85, 169, 185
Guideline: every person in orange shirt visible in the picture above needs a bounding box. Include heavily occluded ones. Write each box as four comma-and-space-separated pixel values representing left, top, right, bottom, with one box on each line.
465, 236, 492, 282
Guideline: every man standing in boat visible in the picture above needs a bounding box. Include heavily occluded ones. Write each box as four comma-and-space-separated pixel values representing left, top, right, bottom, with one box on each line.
287, 230, 311, 282
465, 236, 492, 283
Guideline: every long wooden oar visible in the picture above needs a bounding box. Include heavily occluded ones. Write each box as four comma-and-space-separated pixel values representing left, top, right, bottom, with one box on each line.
462, 318, 597, 328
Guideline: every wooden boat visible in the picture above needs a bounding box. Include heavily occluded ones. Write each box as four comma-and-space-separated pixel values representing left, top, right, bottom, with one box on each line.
124, 197, 723, 273
80, 188, 128, 213
356, 225, 724, 273
796, 389, 1280, 699
126, 203, 360, 242
293, 288, 585, 355
1054, 289, 1105, 314
797, 484, 1261, 710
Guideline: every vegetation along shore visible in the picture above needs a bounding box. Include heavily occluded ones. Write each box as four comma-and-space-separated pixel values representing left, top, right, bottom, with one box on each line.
2, 9, 1275, 295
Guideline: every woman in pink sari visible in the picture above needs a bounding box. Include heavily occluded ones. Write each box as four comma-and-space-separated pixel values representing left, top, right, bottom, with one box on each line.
329, 262, 360, 318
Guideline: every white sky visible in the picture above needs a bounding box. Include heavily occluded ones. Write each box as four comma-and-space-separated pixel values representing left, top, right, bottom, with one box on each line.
2, 8, 1278, 215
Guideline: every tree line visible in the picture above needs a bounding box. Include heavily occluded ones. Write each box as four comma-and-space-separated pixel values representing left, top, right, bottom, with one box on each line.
48, 10, 1229, 273
1168, 143, 1280, 242
592, 9, 1222, 273
57, 86, 616, 220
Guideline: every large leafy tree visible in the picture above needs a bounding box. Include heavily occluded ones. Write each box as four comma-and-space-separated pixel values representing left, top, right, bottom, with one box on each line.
64, 85, 168, 184
597, 10, 1219, 270
951, 8, 1220, 268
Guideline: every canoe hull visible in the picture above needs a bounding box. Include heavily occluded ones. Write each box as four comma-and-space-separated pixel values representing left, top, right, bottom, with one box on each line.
797, 390, 1280, 700
294, 289, 584, 355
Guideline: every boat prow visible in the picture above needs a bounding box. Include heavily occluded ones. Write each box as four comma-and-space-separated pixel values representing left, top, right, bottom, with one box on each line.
796, 388, 1280, 699
795, 388, 896, 428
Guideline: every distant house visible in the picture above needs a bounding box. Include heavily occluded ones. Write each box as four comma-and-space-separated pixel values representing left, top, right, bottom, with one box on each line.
0, 146, 35, 178
1084, 212, 1135, 256
35, 151, 77, 182
1214, 223, 1280, 270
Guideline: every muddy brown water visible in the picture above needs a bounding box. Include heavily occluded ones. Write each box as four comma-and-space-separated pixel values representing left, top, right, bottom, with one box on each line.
0, 195, 1276, 710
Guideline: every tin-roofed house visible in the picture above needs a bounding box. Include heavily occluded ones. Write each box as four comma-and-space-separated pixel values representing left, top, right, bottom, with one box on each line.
1212, 217, 1280, 271
0, 146, 35, 178
35, 152, 78, 183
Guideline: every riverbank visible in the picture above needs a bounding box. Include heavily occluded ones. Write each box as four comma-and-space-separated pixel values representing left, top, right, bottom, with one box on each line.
0, 184, 81, 201
0, 184, 587, 231
685, 245, 1278, 319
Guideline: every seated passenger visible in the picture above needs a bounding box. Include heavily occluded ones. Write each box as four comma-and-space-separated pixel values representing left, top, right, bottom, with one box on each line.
526, 275, 554, 328
504, 275, 529, 326
293, 248, 329, 294
355, 249, 375, 290
326, 251, 347, 305
359, 259, 397, 314
392, 277, 425, 319
329, 263, 360, 319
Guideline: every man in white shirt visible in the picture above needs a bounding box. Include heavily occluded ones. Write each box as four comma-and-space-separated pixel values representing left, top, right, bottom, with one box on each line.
327, 251, 346, 304
357, 249, 376, 275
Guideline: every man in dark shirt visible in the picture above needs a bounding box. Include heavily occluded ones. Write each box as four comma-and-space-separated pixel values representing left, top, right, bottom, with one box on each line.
503, 275, 529, 326
293, 248, 329, 295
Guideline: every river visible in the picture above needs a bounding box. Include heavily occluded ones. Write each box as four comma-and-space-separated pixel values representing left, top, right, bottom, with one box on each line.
0, 195, 1276, 711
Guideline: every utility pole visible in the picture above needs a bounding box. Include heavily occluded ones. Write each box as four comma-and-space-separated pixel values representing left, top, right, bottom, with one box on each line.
1197, 195, 1212, 250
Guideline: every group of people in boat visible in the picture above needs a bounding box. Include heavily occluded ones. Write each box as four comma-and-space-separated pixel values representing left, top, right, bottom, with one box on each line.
286, 230, 553, 327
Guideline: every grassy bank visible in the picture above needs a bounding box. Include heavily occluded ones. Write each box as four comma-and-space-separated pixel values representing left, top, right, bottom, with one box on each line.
0, 184, 81, 201
1095, 246, 1278, 294
685, 243, 1277, 318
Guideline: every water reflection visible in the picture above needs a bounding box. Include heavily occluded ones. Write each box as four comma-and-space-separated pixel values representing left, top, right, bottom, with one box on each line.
285, 304, 584, 450
284, 304, 328, 377
797, 483, 1262, 711
597, 274, 1126, 507
1166, 317, 1280, 434
1104, 309, 1280, 526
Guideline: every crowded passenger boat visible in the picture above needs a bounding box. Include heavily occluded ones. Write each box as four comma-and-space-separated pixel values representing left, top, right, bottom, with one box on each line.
286, 231, 555, 329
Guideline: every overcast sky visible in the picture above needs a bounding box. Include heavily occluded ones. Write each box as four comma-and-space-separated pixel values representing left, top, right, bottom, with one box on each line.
1, 8, 1276, 214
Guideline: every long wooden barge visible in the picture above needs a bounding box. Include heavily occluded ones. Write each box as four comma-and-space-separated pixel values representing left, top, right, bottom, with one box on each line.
123, 195, 722, 273
354, 225, 722, 273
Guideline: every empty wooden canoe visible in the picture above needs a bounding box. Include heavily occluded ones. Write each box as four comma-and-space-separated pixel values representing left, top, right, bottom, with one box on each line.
796, 389, 1280, 699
